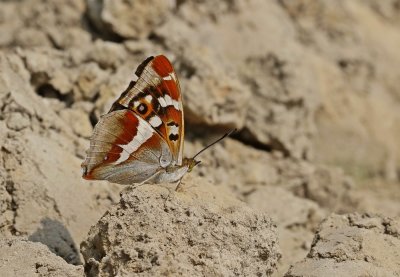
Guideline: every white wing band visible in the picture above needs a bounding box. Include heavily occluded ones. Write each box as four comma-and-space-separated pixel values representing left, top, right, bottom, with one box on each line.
158, 94, 180, 111
114, 119, 154, 164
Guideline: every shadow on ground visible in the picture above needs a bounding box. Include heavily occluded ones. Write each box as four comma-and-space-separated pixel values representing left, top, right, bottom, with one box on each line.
28, 218, 81, 265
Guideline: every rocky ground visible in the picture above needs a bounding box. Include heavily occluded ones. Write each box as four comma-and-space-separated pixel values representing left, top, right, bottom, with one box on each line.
0, 0, 399, 276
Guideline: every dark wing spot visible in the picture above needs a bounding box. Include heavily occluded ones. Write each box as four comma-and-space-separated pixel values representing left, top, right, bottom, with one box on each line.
142, 87, 153, 95
109, 102, 127, 113
151, 94, 161, 113
129, 91, 147, 109
137, 103, 148, 114
135, 56, 154, 77
169, 134, 179, 141
167, 121, 179, 127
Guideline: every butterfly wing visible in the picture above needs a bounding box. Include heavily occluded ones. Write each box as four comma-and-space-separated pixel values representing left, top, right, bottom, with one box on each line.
110, 55, 184, 166
81, 109, 173, 184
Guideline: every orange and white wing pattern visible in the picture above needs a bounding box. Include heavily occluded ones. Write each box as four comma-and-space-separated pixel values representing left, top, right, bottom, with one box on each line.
81, 109, 173, 184
110, 55, 184, 166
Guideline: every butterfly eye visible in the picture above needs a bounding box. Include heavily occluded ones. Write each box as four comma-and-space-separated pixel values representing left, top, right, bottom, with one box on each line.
137, 103, 148, 114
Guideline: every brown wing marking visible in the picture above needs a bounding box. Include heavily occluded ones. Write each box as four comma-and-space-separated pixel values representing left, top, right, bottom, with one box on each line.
81, 110, 172, 184
150, 56, 184, 165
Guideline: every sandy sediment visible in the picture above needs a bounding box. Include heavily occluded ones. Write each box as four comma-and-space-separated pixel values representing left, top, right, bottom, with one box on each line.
286, 213, 400, 276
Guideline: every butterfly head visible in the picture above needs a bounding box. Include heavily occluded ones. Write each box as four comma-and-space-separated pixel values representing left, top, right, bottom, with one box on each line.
184, 158, 201, 172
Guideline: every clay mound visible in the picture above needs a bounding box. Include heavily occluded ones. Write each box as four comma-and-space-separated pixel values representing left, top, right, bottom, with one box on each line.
0, 238, 83, 277
81, 177, 281, 276
247, 186, 326, 276
0, 52, 121, 264
285, 213, 400, 276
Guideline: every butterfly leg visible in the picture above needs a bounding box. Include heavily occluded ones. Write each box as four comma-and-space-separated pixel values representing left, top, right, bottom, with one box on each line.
175, 177, 184, 192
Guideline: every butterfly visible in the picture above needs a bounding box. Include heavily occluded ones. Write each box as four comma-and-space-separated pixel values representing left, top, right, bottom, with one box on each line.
81, 55, 232, 188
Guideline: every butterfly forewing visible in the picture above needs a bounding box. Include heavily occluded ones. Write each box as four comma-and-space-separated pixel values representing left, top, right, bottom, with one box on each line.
111, 55, 184, 165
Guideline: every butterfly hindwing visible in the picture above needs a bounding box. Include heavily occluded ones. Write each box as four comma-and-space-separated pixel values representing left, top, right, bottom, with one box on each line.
111, 55, 184, 165
81, 109, 173, 184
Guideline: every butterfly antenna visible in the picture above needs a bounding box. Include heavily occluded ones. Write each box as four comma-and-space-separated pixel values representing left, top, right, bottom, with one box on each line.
192, 129, 237, 160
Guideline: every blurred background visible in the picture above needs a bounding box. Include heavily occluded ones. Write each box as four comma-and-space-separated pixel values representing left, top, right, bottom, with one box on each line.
0, 0, 399, 275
